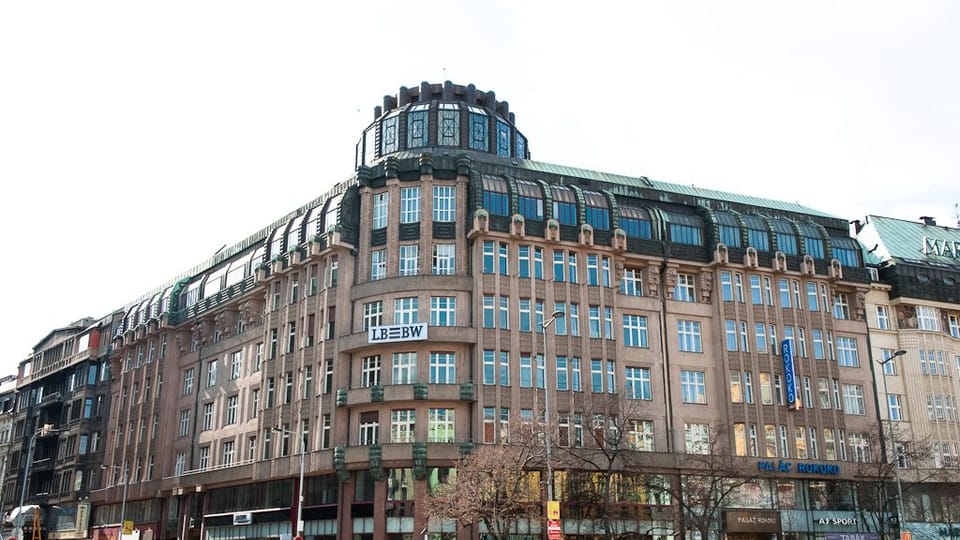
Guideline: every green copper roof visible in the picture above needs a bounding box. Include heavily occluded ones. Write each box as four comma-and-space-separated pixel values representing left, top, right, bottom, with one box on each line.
857, 215, 960, 269
517, 158, 839, 219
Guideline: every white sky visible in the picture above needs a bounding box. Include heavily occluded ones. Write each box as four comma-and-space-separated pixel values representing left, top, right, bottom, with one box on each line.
1, 1, 958, 374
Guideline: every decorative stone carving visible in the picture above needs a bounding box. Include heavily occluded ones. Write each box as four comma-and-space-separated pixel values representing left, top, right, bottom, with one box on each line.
774, 251, 788, 273
855, 291, 866, 321
646, 265, 661, 298
511, 214, 525, 237
896, 305, 916, 329
546, 219, 561, 242
612, 228, 627, 253
745, 247, 759, 268
473, 209, 489, 234
579, 223, 594, 246
714, 243, 729, 265
699, 271, 714, 303
664, 267, 678, 299
829, 259, 843, 280
802, 255, 816, 276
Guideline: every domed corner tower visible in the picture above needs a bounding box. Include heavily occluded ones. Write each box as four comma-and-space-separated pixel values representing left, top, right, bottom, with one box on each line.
354, 81, 530, 169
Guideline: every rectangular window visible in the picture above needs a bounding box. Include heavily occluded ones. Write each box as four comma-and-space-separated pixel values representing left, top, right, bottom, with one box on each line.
433, 185, 456, 222
756, 373, 771, 405
833, 293, 850, 320
400, 186, 421, 223
677, 320, 702, 352
917, 306, 939, 331
394, 297, 419, 324
674, 273, 695, 302
430, 296, 456, 326
371, 249, 386, 281
206, 360, 218, 387
428, 408, 456, 443
392, 353, 417, 385
623, 314, 648, 347
680, 370, 706, 404
730, 371, 742, 403
888, 394, 903, 421
391, 409, 416, 443
361, 355, 381, 388
359, 412, 379, 445
684, 423, 709, 454
399, 244, 420, 276
520, 355, 532, 388
625, 367, 652, 400
226, 395, 238, 425
372, 191, 388, 230
750, 275, 762, 304
182, 368, 194, 395
842, 384, 866, 415
500, 352, 510, 386
876, 305, 891, 330
230, 351, 242, 380
482, 350, 495, 385
363, 301, 383, 331
621, 268, 643, 296
836, 336, 859, 367
627, 420, 654, 451
806, 282, 819, 311
432, 244, 456, 275
429, 352, 456, 384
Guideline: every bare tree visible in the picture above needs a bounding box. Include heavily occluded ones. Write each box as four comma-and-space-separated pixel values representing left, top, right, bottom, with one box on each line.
846, 424, 938, 537
555, 393, 660, 540
423, 417, 544, 540
637, 423, 763, 540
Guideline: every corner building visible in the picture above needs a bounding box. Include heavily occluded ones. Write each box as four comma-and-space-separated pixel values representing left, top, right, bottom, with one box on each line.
91, 82, 882, 540
856, 215, 960, 538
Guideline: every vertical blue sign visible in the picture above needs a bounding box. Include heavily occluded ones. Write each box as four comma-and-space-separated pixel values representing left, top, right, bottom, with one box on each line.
782, 339, 798, 410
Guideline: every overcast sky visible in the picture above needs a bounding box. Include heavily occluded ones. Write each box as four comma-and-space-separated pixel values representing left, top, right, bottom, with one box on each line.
1, 1, 958, 374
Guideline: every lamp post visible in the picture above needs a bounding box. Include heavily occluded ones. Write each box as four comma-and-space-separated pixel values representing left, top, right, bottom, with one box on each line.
878, 349, 908, 538
102, 464, 129, 537
540, 310, 564, 506
274, 427, 306, 540
16, 424, 59, 540
15, 431, 39, 540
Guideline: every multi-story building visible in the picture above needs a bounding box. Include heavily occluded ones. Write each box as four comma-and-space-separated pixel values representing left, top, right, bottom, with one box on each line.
44, 81, 905, 540
856, 215, 960, 537
0, 375, 17, 519
5, 317, 113, 540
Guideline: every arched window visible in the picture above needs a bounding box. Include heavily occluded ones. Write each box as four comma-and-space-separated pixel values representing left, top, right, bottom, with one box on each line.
715, 211, 741, 247
551, 186, 577, 226
582, 190, 610, 230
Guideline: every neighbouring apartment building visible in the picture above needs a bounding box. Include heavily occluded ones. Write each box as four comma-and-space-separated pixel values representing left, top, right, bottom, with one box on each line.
856, 215, 960, 538
7, 81, 957, 540
5, 317, 113, 540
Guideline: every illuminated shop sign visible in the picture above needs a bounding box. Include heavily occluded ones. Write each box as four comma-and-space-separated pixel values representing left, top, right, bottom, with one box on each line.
368, 323, 428, 344
725, 510, 781, 533
922, 236, 960, 258
757, 460, 840, 475
818, 517, 859, 526
782, 340, 799, 410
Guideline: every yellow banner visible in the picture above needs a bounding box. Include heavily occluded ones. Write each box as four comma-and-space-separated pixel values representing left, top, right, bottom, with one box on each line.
547, 500, 560, 520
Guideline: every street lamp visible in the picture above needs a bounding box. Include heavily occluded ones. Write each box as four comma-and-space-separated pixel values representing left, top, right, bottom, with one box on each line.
102, 464, 130, 537
878, 349, 908, 538
16, 424, 59, 540
274, 426, 306, 540
540, 310, 564, 506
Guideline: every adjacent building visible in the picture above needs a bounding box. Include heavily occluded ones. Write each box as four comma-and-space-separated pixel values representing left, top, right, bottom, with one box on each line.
856, 215, 960, 537
5, 317, 113, 540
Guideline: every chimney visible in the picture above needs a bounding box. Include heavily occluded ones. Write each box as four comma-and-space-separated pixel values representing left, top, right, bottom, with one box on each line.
920, 216, 937, 226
